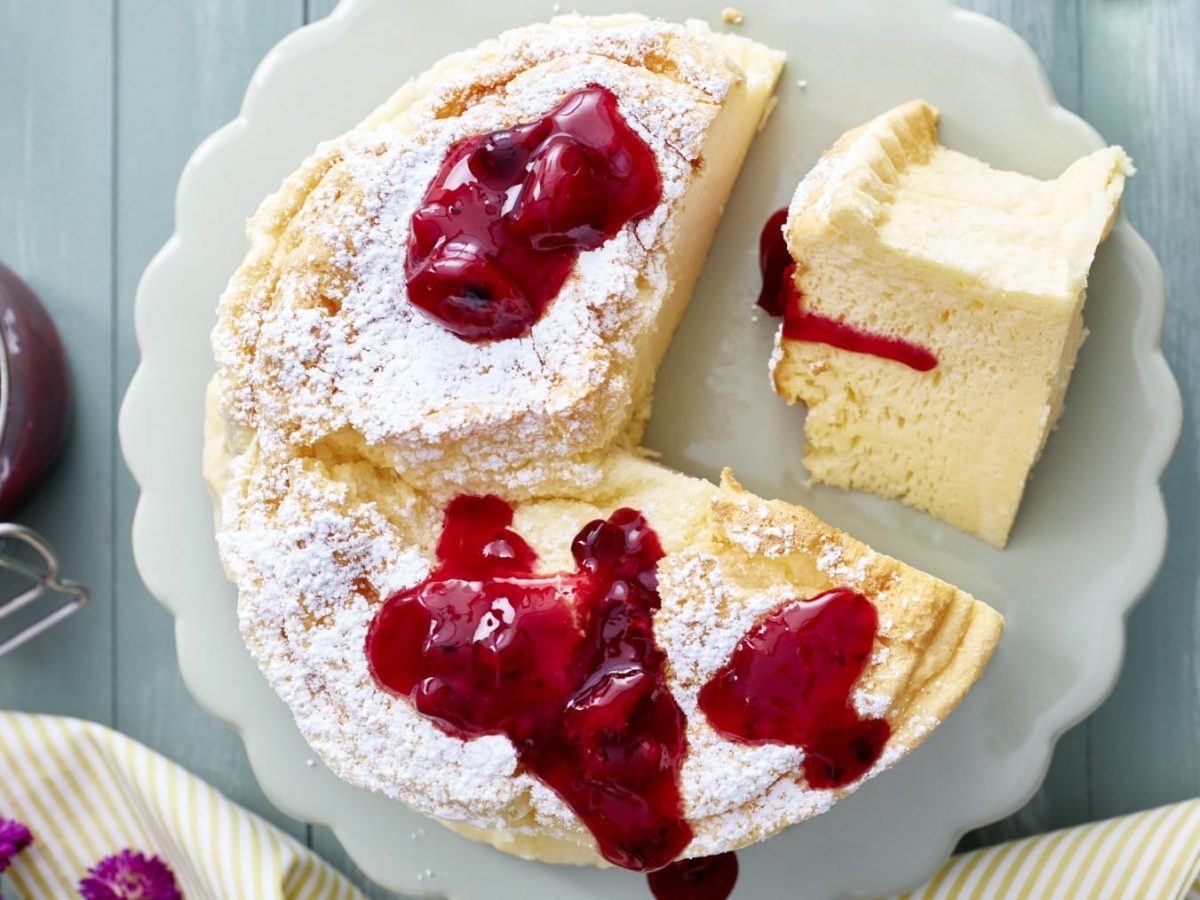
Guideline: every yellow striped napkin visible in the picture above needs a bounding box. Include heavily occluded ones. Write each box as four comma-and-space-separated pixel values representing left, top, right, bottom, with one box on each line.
4, 709, 1200, 899
898, 799, 1200, 900
0, 712, 362, 899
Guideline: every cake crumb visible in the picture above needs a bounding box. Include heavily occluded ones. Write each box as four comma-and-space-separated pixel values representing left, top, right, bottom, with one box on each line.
796, 78, 809, 89
721, 7, 745, 24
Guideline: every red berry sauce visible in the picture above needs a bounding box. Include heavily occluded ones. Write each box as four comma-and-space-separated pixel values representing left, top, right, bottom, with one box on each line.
0, 263, 71, 519
406, 85, 662, 342
757, 208, 937, 372
365, 494, 691, 871
699, 588, 890, 789
755, 208, 792, 317
648, 852, 739, 900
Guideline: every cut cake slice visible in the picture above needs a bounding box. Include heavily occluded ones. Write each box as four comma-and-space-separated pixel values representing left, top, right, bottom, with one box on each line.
771, 100, 1132, 547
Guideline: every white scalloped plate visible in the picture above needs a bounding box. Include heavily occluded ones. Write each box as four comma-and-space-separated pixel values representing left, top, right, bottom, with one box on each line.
120, 1, 1181, 897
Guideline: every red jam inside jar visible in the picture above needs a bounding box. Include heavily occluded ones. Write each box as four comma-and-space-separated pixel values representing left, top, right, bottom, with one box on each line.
698, 588, 890, 789
757, 208, 937, 372
0, 264, 70, 519
405, 85, 662, 342
365, 495, 691, 871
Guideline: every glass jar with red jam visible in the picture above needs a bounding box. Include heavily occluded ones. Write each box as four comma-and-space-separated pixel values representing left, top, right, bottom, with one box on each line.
0, 263, 71, 519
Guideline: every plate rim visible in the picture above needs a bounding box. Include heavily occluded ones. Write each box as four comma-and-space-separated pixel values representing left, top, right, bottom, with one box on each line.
118, 0, 1183, 896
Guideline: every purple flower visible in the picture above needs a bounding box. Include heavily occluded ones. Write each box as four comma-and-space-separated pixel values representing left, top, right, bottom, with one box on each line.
0, 818, 32, 873
78, 850, 181, 900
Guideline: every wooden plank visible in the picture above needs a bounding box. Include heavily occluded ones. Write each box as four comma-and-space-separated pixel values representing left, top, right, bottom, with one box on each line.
953, 0, 1095, 848
113, 0, 307, 838
1080, 0, 1200, 819
0, 1, 115, 722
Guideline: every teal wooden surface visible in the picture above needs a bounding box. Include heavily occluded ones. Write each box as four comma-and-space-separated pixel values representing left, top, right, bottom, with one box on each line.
2, 1, 1196, 897
112, 0, 308, 846
0, 0, 114, 724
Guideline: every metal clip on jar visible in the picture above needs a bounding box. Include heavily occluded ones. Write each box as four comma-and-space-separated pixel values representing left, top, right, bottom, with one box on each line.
0, 264, 86, 657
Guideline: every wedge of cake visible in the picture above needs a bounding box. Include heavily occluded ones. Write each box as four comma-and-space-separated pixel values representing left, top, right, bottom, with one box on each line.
766, 100, 1132, 547
207, 21, 1001, 880
213, 14, 785, 499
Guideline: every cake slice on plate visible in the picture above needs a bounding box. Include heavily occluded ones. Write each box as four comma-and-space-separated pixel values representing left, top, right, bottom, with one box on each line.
766, 100, 1132, 547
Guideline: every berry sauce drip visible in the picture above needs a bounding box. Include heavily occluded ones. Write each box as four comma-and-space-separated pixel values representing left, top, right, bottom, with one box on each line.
366, 494, 692, 871
0, 263, 71, 519
755, 208, 792, 317
698, 588, 891, 789
647, 852, 739, 900
757, 208, 937, 372
405, 85, 662, 342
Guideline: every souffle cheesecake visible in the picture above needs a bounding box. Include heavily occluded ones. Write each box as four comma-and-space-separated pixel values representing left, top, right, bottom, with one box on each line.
206, 17, 1002, 875
765, 100, 1132, 547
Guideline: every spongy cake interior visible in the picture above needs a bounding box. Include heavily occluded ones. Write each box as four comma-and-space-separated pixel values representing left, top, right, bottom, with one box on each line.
773, 101, 1131, 546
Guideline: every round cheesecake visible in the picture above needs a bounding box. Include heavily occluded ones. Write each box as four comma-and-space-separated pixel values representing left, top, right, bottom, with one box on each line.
207, 15, 1001, 872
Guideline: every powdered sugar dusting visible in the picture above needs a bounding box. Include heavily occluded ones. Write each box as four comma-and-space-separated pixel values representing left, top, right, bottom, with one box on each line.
687, 777, 836, 856
816, 541, 875, 587
657, 552, 792, 687
724, 518, 796, 557
817, 541, 843, 573
854, 689, 891, 718
218, 451, 565, 826
657, 553, 833, 828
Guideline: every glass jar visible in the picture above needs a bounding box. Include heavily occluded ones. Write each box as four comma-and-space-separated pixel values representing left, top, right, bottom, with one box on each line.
0, 263, 70, 518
